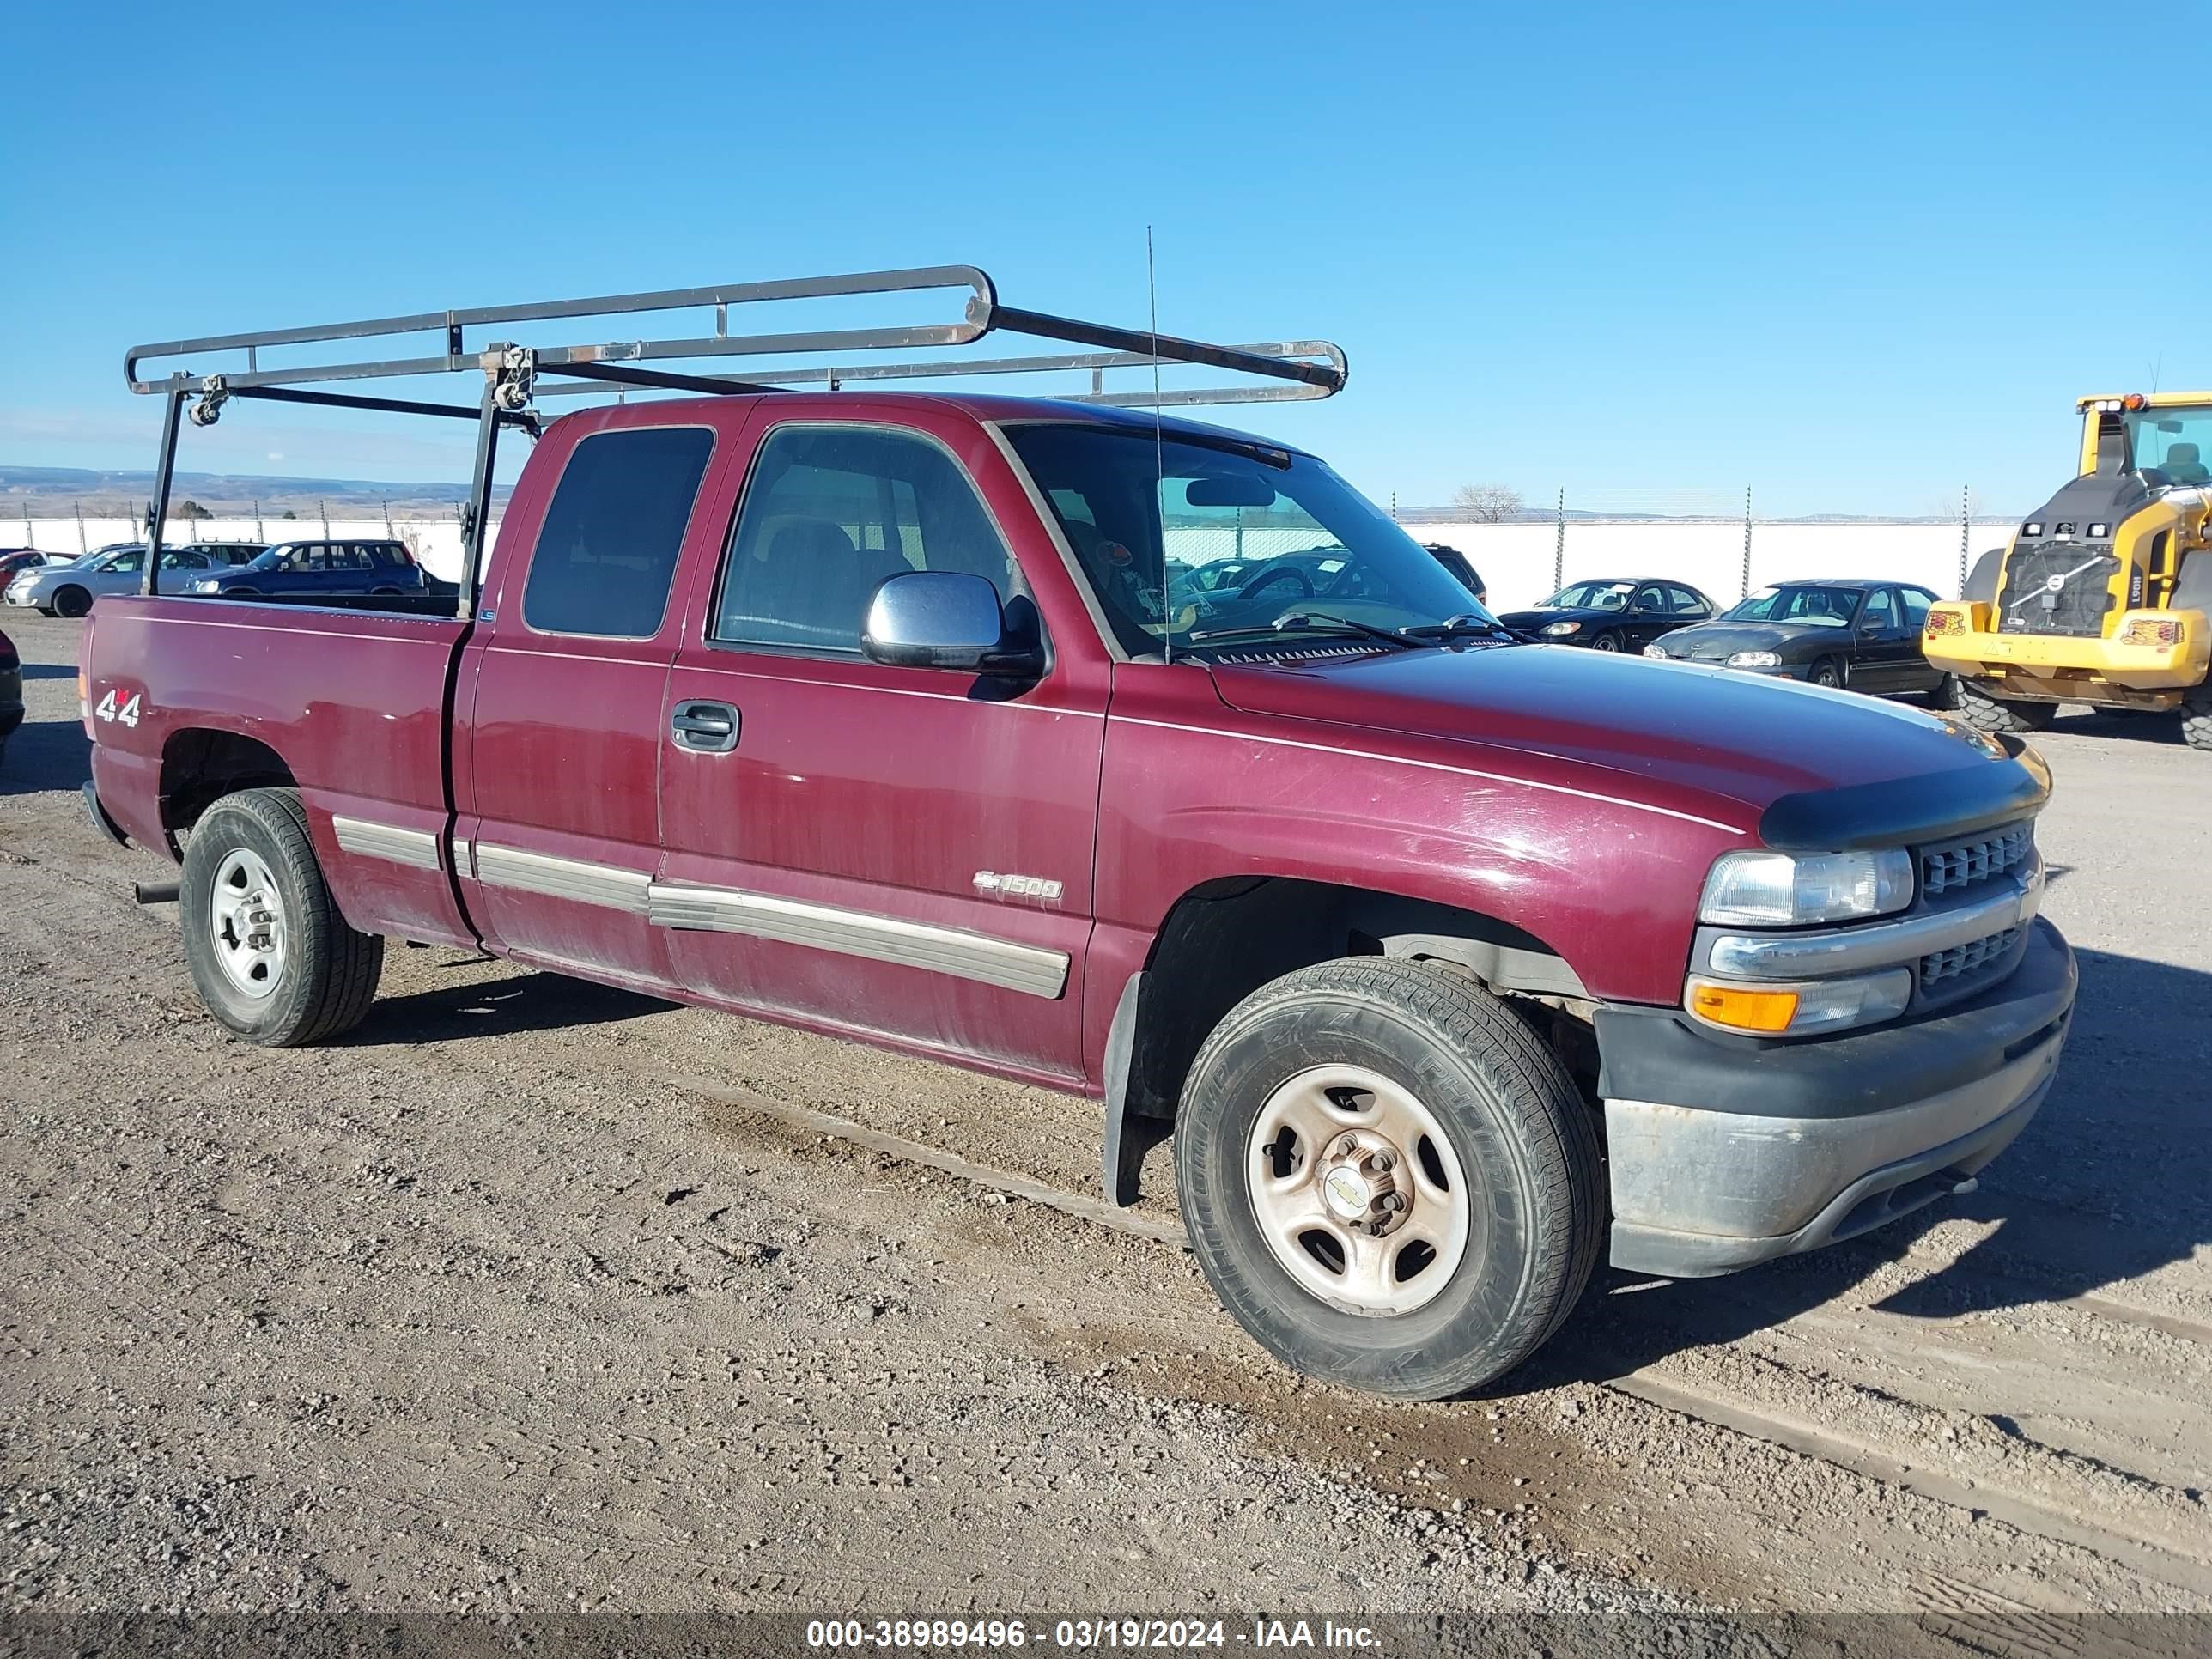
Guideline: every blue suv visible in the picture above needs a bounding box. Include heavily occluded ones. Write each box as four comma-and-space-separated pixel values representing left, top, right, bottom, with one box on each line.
189, 538, 425, 600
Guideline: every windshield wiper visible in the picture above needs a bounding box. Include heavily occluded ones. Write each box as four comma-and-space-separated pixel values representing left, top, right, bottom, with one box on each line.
1397, 612, 1523, 646
1186, 612, 1425, 651
1269, 611, 1433, 649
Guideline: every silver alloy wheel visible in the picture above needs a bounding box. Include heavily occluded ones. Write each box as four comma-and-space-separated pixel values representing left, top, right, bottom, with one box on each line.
1247, 1064, 1471, 1316
210, 848, 288, 999
1591, 633, 1620, 652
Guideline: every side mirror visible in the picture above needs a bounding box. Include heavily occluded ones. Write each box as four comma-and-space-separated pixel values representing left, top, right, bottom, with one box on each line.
862, 570, 1043, 677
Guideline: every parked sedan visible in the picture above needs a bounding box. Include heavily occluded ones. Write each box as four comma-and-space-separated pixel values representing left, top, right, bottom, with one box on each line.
3, 544, 255, 617
1643, 579, 1948, 696
0, 625, 20, 769
189, 538, 424, 600
1494, 576, 1717, 652
0, 549, 65, 583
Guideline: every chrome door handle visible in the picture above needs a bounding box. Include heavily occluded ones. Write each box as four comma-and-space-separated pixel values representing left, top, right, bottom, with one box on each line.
672, 700, 740, 753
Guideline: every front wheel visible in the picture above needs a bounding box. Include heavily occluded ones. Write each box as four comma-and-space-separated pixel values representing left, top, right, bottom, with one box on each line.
1810, 656, 1844, 690
52, 586, 91, 618
1956, 682, 2057, 733
2183, 685, 2212, 752
1589, 632, 1620, 653
1174, 957, 1604, 1400
180, 787, 383, 1046
1928, 673, 1966, 710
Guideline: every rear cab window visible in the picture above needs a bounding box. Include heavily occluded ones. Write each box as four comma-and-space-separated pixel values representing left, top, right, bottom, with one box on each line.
522, 427, 716, 638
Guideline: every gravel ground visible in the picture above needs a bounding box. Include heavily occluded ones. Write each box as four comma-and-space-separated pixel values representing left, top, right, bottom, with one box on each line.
3, 609, 2209, 1624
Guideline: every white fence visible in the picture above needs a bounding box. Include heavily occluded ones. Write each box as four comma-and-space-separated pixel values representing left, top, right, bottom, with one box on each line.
7, 514, 2011, 611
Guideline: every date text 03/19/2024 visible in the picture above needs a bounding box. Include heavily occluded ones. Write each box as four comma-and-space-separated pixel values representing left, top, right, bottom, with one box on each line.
803, 1619, 1383, 1650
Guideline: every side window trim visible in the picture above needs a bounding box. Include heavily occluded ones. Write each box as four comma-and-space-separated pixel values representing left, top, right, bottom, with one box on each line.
519, 422, 717, 641
706, 418, 1030, 662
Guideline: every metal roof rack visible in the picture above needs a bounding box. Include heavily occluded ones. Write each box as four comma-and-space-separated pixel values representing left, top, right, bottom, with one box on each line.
121, 264, 1348, 611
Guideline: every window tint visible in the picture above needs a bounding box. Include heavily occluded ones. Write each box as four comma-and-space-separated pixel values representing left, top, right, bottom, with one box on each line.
1667, 585, 1706, 615
1899, 588, 1933, 627
1861, 589, 1897, 630
715, 425, 1015, 653
524, 427, 715, 638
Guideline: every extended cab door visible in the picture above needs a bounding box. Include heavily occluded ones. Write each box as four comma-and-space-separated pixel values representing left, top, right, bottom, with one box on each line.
454, 408, 743, 989
654, 404, 1108, 1083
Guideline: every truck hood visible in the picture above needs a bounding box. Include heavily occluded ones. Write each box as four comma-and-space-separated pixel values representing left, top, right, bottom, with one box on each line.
1207, 642, 2044, 848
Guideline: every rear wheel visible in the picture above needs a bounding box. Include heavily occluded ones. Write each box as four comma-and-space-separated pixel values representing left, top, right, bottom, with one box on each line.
52, 586, 91, 618
1956, 681, 2057, 733
1810, 656, 1844, 689
1174, 957, 1603, 1400
1928, 673, 1966, 710
179, 787, 382, 1046
2184, 685, 2212, 752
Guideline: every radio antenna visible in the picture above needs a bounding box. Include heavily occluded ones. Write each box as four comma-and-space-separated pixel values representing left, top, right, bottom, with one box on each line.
1148, 226, 1170, 665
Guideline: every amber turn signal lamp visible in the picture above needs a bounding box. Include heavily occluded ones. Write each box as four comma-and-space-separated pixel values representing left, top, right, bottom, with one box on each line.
1687, 981, 1801, 1034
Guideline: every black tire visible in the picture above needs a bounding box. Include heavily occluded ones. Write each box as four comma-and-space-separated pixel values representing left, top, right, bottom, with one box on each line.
52, 586, 91, 618
370, 586, 402, 596
2184, 686, 2212, 753
1810, 656, 1844, 690
226, 586, 260, 599
1174, 957, 1604, 1401
1928, 673, 1966, 710
1956, 682, 2057, 733
1589, 631, 1620, 653
179, 787, 382, 1046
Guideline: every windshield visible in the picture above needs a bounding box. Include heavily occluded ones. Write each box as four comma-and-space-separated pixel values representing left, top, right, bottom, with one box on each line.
2127, 405, 2212, 483
1722, 585, 1862, 626
1541, 580, 1638, 611
1004, 426, 1495, 656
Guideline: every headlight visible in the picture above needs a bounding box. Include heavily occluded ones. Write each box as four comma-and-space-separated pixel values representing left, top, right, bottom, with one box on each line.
192, 580, 223, 593
1686, 969, 1913, 1036
1540, 620, 1582, 636
1699, 848, 1914, 926
1727, 650, 1781, 669
1643, 643, 1668, 659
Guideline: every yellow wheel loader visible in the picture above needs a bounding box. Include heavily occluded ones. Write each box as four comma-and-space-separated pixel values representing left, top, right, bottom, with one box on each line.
1923, 392, 2212, 749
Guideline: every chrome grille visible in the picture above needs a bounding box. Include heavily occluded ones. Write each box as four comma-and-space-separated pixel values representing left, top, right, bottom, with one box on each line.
1922, 822, 2034, 899
1921, 925, 2022, 989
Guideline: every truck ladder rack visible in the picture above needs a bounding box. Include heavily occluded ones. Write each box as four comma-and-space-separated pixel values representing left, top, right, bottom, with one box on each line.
121, 264, 1349, 612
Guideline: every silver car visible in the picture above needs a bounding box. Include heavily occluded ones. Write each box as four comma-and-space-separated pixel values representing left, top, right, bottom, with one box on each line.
4, 544, 260, 617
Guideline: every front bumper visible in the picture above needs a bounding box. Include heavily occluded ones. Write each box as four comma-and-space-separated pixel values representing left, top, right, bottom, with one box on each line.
1595, 916, 2075, 1277
1922, 602, 2208, 703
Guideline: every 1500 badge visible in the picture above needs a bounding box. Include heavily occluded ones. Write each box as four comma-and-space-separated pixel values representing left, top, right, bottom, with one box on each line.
973, 870, 1062, 902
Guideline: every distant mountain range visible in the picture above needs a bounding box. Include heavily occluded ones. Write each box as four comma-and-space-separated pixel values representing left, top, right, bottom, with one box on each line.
0, 463, 1990, 525
0, 465, 514, 515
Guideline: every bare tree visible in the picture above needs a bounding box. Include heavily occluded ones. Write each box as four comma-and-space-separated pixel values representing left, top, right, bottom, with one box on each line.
1451, 484, 1524, 524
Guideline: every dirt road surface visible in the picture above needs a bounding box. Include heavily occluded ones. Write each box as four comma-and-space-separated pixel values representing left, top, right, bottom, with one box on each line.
3, 609, 2209, 1626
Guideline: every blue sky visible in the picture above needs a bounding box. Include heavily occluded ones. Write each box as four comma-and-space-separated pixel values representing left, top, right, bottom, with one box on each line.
3, 2, 2197, 516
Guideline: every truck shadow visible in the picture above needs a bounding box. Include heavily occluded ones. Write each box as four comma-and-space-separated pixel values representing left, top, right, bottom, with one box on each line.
0, 714, 90, 798
1515, 944, 2212, 1393
2051, 707, 2185, 745
337, 969, 674, 1045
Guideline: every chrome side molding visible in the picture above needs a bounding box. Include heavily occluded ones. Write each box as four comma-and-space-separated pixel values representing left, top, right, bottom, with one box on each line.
649, 882, 1068, 999
474, 844, 652, 915
331, 815, 441, 872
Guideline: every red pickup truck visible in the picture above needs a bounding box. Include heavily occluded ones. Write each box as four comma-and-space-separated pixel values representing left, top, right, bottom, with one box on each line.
83, 292, 2073, 1400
